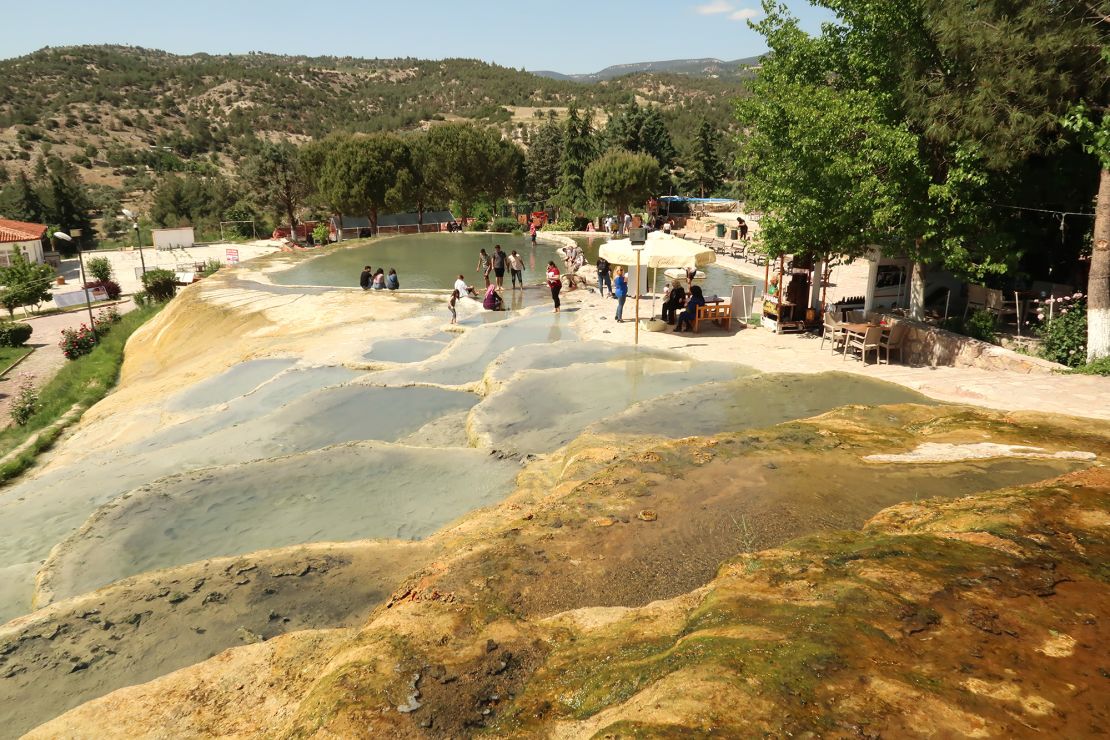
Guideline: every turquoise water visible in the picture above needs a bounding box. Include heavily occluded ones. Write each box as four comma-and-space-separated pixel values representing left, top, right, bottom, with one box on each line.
273, 233, 563, 290
271, 232, 756, 301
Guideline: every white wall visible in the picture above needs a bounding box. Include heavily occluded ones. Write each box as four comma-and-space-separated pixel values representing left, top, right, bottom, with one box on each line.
0, 239, 45, 265
152, 227, 195, 250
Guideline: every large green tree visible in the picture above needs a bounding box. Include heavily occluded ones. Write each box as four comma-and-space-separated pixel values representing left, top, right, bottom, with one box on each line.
687, 119, 724, 197
240, 141, 310, 236
525, 117, 564, 203
317, 134, 415, 229
419, 124, 522, 222
846, 0, 1110, 360
584, 150, 661, 217
0, 173, 45, 224
740, 2, 1024, 319
555, 105, 594, 213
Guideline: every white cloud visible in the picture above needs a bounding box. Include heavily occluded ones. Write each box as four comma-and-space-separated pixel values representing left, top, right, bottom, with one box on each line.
729, 7, 761, 20
696, 1, 734, 15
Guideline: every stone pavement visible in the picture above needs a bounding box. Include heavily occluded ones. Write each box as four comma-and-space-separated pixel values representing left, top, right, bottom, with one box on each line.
0, 299, 136, 428
566, 286, 1110, 423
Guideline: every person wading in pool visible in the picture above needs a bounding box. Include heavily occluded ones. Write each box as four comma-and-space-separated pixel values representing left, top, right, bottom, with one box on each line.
359, 265, 372, 290
546, 261, 562, 313
492, 244, 507, 289
507, 249, 525, 290
448, 289, 460, 324
477, 248, 492, 288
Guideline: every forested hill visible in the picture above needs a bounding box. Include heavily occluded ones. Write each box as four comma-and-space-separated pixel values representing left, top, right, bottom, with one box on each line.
533, 55, 762, 82
0, 45, 745, 184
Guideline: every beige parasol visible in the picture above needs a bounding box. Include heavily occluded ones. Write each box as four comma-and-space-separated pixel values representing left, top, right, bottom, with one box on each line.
599, 232, 716, 319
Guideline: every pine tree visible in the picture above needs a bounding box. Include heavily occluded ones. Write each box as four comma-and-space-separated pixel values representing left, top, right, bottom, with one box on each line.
525, 117, 564, 203
688, 120, 723, 197
0, 173, 46, 224
556, 105, 594, 212
639, 108, 677, 171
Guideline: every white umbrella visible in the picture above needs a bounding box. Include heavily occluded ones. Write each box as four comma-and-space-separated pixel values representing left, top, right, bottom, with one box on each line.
600, 232, 716, 317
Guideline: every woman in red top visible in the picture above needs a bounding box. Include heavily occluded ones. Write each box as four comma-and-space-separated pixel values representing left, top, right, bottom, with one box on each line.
546, 261, 561, 313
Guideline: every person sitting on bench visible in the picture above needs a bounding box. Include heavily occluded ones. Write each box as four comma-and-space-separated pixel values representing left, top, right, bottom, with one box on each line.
674, 285, 705, 332
661, 280, 686, 324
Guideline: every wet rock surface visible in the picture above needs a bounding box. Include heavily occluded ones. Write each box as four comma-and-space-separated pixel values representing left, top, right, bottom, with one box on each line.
22, 406, 1109, 738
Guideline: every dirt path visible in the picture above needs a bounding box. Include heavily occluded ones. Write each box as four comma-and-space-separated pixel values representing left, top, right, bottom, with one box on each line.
0, 299, 135, 428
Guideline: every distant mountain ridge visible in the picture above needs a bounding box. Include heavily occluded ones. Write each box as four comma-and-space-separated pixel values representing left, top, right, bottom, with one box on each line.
533, 56, 762, 82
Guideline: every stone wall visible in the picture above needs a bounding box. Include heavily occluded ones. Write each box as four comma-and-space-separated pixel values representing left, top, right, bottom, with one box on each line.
888, 317, 1064, 375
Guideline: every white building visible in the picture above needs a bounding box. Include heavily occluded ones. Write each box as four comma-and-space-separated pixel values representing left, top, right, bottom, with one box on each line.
0, 219, 47, 266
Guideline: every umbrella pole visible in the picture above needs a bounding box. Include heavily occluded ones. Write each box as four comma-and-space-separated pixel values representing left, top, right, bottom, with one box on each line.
634, 248, 642, 345
650, 266, 658, 318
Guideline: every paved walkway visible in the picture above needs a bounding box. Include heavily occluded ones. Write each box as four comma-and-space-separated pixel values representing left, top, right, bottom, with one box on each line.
0, 300, 136, 428
567, 287, 1110, 423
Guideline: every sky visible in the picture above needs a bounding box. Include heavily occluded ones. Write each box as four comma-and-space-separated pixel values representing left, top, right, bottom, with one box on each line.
0, 0, 835, 73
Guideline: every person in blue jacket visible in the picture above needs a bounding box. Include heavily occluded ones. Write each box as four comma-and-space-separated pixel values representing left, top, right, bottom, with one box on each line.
674, 285, 705, 332
614, 267, 628, 322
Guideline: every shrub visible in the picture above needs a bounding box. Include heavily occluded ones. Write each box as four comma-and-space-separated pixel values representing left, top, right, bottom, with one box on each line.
133, 291, 151, 308
83, 279, 122, 300
199, 259, 221, 277
542, 220, 574, 231
93, 305, 121, 335
964, 309, 998, 344
312, 223, 330, 244
467, 220, 489, 232
86, 256, 114, 283
142, 269, 177, 301
939, 309, 997, 344
1069, 356, 1110, 376
1036, 294, 1087, 367
491, 217, 518, 233
9, 374, 38, 426
0, 322, 33, 347
59, 324, 97, 360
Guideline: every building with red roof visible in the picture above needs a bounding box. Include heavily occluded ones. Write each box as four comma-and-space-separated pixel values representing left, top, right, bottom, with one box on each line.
0, 219, 48, 266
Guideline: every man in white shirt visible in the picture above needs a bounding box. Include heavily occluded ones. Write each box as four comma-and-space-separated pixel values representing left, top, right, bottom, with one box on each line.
454, 274, 476, 298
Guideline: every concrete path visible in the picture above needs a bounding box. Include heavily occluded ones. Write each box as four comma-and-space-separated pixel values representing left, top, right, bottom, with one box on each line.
567, 287, 1110, 423
0, 299, 136, 428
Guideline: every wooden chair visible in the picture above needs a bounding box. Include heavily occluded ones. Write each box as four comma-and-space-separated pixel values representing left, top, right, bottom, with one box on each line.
845, 325, 883, 364
879, 323, 909, 364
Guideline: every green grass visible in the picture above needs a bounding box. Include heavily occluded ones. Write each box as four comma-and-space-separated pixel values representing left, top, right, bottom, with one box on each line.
0, 303, 163, 483
1067, 356, 1110, 376
0, 346, 33, 376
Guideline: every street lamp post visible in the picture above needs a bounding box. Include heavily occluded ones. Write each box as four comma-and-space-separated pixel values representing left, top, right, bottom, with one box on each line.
122, 209, 147, 276
53, 231, 98, 341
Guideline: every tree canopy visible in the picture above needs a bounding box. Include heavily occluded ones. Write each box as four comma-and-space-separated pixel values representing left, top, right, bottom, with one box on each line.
584, 150, 661, 217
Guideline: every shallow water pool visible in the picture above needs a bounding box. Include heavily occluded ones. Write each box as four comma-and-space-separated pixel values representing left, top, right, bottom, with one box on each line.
273, 233, 564, 290
41, 444, 521, 601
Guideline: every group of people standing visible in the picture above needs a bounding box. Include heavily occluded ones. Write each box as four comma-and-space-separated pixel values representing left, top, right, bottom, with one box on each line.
359, 266, 400, 290
476, 245, 527, 291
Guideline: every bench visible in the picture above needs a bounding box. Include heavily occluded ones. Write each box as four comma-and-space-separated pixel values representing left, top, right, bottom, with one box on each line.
694, 302, 733, 332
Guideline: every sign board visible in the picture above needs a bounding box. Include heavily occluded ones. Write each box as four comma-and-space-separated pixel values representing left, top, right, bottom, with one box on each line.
629, 227, 647, 245
226, 248, 240, 264
54, 288, 109, 308
730, 284, 756, 323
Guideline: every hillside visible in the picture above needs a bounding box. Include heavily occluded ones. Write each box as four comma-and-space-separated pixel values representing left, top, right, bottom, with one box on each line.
533, 55, 762, 82
0, 46, 747, 193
